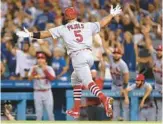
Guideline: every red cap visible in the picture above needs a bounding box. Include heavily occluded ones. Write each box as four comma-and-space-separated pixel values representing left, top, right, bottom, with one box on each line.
156, 45, 162, 51
113, 48, 122, 54
64, 7, 77, 20
37, 53, 46, 59
136, 74, 145, 81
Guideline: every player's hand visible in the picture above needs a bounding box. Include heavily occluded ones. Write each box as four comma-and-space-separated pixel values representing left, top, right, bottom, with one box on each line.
110, 5, 122, 17
40, 63, 47, 70
33, 74, 42, 79
139, 100, 144, 109
120, 89, 124, 96
124, 98, 129, 105
16, 27, 32, 38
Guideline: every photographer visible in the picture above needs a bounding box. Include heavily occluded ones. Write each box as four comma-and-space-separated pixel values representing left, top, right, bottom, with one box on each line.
1, 101, 15, 120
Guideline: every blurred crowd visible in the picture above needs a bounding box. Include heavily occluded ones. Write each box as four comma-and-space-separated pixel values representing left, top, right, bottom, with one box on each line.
0, 0, 162, 81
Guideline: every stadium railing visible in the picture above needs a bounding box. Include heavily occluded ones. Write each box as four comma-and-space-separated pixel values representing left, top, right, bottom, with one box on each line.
1, 80, 160, 121
1, 79, 154, 88
66, 90, 161, 121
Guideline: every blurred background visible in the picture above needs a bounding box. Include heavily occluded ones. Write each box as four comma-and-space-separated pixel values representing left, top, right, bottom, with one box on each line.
0, 0, 162, 121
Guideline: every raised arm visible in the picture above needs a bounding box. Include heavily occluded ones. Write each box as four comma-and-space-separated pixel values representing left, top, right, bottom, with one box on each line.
101, 35, 112, 56
99, 5, 122, 28
16, 27, 53, 39
126, 4, 140, 27
141, 26, 154, 52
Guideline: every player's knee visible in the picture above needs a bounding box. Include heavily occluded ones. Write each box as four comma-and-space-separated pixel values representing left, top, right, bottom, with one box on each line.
82, 79, 94, 88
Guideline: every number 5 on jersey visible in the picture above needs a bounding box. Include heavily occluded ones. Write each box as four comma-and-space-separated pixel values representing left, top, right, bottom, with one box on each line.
74, 30, 83, 42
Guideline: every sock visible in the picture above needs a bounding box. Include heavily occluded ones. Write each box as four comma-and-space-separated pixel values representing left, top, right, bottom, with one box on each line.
73, 84, 82, 111
88, 82, 106, 103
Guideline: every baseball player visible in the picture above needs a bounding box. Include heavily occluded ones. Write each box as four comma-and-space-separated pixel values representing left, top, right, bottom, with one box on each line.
79, 58, 108, 121
16, 5, 122, 118
28, 52, 55, 120
124, 74, 155, 121
143, 31, 162, 121
103, 46, 130, 120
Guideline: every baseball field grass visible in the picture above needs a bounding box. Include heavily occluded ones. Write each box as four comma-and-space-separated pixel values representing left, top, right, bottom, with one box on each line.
1, 121, 162, 124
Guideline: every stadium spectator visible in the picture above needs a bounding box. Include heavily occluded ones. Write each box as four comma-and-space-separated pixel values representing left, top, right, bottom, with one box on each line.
54, 16, 63, 26
119, 3, 140, 33
51, 47, 68, 81
0, 61, 6, 80
134, 26, 153, 79
5, 41, 17, 80
122, 31, 136, 79
92, 34, 104, 71
24, 0, 37, 20
34, 7, 51, 30
10, 39, 36, 80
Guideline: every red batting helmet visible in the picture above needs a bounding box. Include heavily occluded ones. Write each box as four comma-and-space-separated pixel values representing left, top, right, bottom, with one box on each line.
136, 74, 145, 81
64, 7, 77, 20
156, 45, 162, 51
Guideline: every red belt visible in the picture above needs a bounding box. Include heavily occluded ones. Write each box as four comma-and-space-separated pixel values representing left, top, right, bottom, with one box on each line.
143, 105, 153, 109
143, 106, 152, 109
34, 89, 50, 92
70, 48, 92, 56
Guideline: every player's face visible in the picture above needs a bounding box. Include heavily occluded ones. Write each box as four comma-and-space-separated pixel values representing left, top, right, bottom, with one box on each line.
113, 53, 121, 62
37, 57, 46, 65
156, 51, 162, 59
136, 80, 143, 88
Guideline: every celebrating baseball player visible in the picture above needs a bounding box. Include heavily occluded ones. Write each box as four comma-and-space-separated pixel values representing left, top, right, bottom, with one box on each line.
28, 52, 55, 120
102, 45, 130, 120
143, 30, 162, 121
124, 74, 155, 121
17, 5, 122, 118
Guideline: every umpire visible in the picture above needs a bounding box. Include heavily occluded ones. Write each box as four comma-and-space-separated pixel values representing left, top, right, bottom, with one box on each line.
28, 52, 55, 120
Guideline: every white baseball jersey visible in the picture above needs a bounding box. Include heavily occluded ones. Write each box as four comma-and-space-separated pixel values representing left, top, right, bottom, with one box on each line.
28, 66, 55, 90
151, 50, 162, 84
49, 21, 100, 55
129, 82, 154, 107
109, 55, 129, 86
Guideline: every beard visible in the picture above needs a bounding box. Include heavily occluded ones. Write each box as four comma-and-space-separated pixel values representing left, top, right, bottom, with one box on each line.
136, 84, 142, 88
113, 58, 120, 62
157, 54, 162, 59
136, 82, 144, 88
